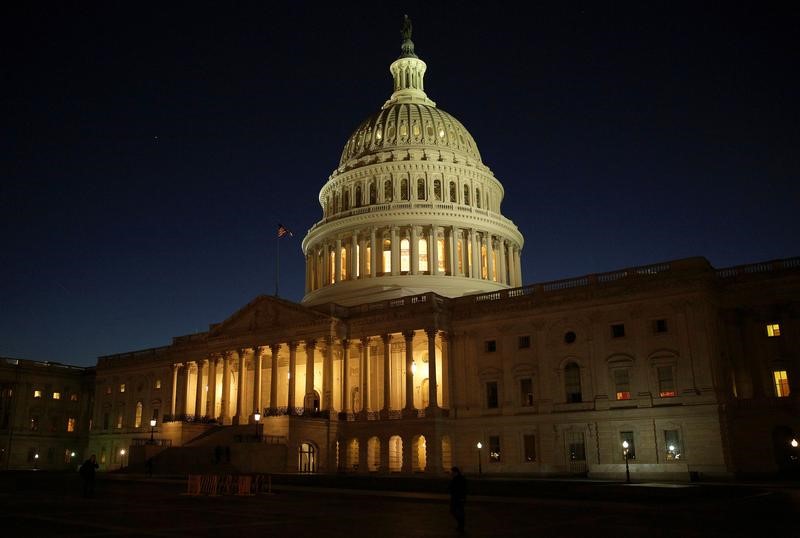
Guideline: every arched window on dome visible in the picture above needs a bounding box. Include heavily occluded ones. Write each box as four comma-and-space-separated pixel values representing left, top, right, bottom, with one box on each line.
369, 181, 377, 204
384, 180, 393, 202
333, 192, 339, 214
475, 188, 481, 209
463, 185, 470, 206
400, 239, 410, 272
417, 178, 425, 200
343, 190, 350, 211
401, 179, 409, 201
449, 181, 457, 203
433, 180, 442, 201
355, 185, 362, 208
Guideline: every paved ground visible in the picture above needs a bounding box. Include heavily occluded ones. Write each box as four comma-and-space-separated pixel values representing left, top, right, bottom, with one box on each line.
0, 472, 796, 537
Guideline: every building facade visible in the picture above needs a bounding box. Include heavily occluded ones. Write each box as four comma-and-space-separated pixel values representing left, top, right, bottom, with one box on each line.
4, 24, 799, 478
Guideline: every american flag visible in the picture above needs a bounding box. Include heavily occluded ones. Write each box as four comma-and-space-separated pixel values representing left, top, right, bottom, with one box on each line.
277, 223, 293, 238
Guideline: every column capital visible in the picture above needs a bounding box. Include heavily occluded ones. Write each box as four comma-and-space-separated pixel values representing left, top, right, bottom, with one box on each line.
305, 339, 317, 351
288, 341, 299, 352
360, 336, 371, 347
269, 343, 281, 354
402, 329, 415, 342
252, 345, 264, 356
381, 333, 392, 344
424, 327, 438, 339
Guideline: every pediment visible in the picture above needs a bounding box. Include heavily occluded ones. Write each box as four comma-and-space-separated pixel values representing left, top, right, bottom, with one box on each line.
209, 295, 333, 338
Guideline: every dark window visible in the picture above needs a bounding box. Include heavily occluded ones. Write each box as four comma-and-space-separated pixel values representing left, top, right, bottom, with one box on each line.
520, 378, 534, 407
489, 435, 501, 462
103, 413, 109, 430
620, 431, 636, 460
523, 434, 536, 462
565, 363, 582, 403
658, 366, 676, 397
485, 340, 497, 353
518, 335, 530, 349
564, 331, 576, 344
611, 324, 625, 338
654, 319, 668, 333
486, 382, 499, 409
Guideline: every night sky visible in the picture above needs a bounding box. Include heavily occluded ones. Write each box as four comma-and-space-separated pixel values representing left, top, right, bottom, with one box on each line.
3, 2, 798, 367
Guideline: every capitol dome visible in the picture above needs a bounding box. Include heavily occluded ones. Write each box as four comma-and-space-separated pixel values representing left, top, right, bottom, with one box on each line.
301, 20, 524, 306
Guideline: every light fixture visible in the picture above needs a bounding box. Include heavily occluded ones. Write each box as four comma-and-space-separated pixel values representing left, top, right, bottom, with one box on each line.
792, 438, 799, 448
668, 444, 675, 452
34, 453, 39, 459
70, 451, 76, 457
120, 449, 126, 456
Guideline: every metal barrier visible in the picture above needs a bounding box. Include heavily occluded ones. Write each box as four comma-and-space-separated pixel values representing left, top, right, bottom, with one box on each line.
186, 474, 267, 496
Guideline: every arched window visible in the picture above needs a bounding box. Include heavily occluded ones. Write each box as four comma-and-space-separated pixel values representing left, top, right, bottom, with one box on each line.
134, 401, 143, 428
347, 438, 359, 470
343, 190, 350, 210
565, 363, 582, 403
384, 180, 393, 202
369, 181, 377, 204
433, 180, 442, 201
400, 239, 410, 272
333, 192, 339, 213
382, 239, 392, 273
401, 179, 409, 201
355, 185, 362, 207
463, 185, 470, 205
475, 188, 481, 208
412, 435, 427, 472
298, 442, 316, 473
389, 435, 403, 472
367, 437, 380, 472
449, 181, 457, 202
417, 178, 425, 200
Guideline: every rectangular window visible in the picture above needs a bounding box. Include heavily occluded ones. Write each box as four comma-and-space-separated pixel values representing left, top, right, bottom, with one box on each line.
773, 370, 790, 397
28, 448, 38, 462
665, 430, 681, 461
116, 414, 123, 429
105, 386, 112, 395
567, 432, 586, 461
33, 390, 42, 398
620, 431, 636, 460
654, 319, 668, 333
119, 384, 125, 393
520, 378, 534, 407
518, 335, 530, 349
67, 418, 76, 432
154, 379, 161, 389
486, 382, 499, 409
70, 393, 78, 401
611, 323, 625, 338
103, 413, 109, 430
64, 449, 73, 463
766, 323, 781, 337
657, 366, 676, 398
52, 392, 61, 400
488, 435, 501, 462
523, 434, 536, 462
484, 340, 496, 353
614, 369, 631, 400
50, 416, 59, 432
29, 416, 39, 431
47, 447, 54, 463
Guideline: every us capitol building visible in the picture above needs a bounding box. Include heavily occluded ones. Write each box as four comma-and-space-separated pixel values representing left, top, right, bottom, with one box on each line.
2, 23, 798, 480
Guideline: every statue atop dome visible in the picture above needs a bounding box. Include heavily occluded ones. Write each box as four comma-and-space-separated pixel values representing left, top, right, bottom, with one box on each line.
399, 14, 417, 58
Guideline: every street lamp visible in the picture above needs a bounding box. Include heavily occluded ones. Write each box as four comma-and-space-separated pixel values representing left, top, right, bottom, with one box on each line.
791, 438, 798, 449
254, 412, 261, 441
120, 449, 126, 469
622, 440, 631, 483
476, 442, 483, 476
149, 418, 157, 444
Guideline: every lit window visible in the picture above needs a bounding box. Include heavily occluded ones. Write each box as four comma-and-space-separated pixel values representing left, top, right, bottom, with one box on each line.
119, 384, 125, 393
620, 431, 636, 460
70, 393, 78, 401
485, 340, 496, 353
489, 435, 501, 462
486, 382, 499, 409
767, 324, 781, 337
117, 414, 123, 429
33, 390, 42, 398
375, 127, 382, 140
400, 239, 410, 272
614, 369, 631, 400
154, 379, 161, 389
657, 366, 676, 398
611, 324, 625, 338
52, 392, 61, 400
382, 240, 392, 273
665, 430, 681, 461
523, 434, 536, 462
67, 418, 76, 432
773, 370, 790, 397
518, 335, 530, 349
418, 238, 428, 272
519, 378, 533, 407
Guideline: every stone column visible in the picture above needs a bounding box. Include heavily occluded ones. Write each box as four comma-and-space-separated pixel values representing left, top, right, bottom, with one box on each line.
287, 342, 298, 413
440, 332, 450, 409
430, 226, 439, 275
448, 226, 457, 276
358, 235, 367, 279
403, 330, 415, 415
485, 233, 494, 281
305, 340, 317, 411
515, 247, 523, 286
234, 349, 247, 425
207, 356, 217, 419
370, 228, 377, 277
360, 337, 370, 414
170, 363, 180, 417
390, 226, 399, 276
410, 226, 419, 275
194, 360, 205, 418
323, 336, 334, 411
499, 239, 507, 285
341, 339, 350, 414
335, 239, 342, 282
382, 334, 391, 415
221, 353, 232, 424
425, 328, 439, 410
252, 346, 263, 418
323, 243, 330, 285
269, 344, 280, 412
183, 362, 193, 416
470, 229, 480, 279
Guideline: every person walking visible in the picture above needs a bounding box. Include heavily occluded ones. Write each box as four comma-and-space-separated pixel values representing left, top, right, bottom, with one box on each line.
449, 466, 467, 533
79, 454, 99, 498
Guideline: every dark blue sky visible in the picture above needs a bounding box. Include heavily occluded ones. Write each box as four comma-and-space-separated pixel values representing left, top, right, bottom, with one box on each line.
3, 2, 798, 367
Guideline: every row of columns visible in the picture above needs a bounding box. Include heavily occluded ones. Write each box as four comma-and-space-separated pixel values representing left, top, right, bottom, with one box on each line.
169, 329, 447, 423
306, 225, 522, 292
